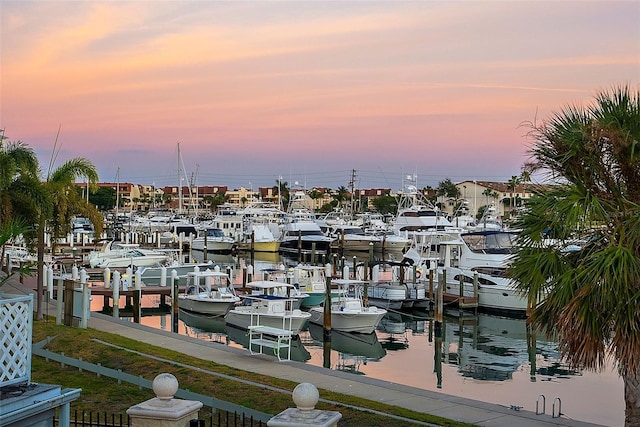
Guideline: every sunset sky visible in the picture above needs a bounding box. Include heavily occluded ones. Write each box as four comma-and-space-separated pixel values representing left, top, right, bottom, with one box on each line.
1, 1, 638, 191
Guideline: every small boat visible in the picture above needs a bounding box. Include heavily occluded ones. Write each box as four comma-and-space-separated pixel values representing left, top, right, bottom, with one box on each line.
308, 279, 387, 334
225, 281, 311, 335
247, 275, 309, 310
291, 264, 329, 308
240, 222, 281, 253
177, 268, 241, 316
358, 260, 430, 310
191, 228, 236, 253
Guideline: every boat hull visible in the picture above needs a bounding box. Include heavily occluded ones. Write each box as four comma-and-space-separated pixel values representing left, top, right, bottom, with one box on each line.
177, 294, 239, 317
190, 239, 235, 253
278, 238, 333, 254
300, 292, 325, 308
308, 306, 386, 334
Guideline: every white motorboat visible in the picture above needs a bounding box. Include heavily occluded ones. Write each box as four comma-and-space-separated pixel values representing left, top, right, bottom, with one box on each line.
371, 230, 411, 253
241, 222, 281, 253
393, 177, 452, 235
359, 261, 430, 310
177, 268, 240, 316
251, 271, 309, 309
329, 224, 379, 252
308, 279, 387, 334
87, 240, 169, 268
236, 201, 285, 252
433, 230, 528, 315
278, 190, 335, 254
138, 255, 214, 286
225, 281, 311, 334
190, 228, 236, 253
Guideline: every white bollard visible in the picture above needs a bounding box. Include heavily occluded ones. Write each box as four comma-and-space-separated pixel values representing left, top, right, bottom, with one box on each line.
72, 264, 79, 280
171, 270, 178, 294
160, 265, 167, 287
112, 270, 121, 318
342, 265, 349, 280
135, 269, 142, 290
79, 268, 87, 284
47, 266, 54, 299
104, 267, 111, 288
56, 277, 64, 325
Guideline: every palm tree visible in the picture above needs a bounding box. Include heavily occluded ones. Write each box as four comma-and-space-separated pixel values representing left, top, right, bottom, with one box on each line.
0, 141, 46, 272
0, 141, 43, 227
509, 85, 640, 425
35, 158, 103, 320
507, 175, 520, 215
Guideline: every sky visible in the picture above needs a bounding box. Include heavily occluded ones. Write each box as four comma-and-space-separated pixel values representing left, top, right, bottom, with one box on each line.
1, 1, 638, 191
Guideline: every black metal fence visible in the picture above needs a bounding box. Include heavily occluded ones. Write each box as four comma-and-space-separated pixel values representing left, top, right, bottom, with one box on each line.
55, 410, 266, 427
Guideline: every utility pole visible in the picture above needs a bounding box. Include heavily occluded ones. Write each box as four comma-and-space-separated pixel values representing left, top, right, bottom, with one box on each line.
349, 169, 356, 217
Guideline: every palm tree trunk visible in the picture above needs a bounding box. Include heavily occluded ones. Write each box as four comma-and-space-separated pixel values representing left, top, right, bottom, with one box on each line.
624, 368, 640, 425
35, 218, 45, 321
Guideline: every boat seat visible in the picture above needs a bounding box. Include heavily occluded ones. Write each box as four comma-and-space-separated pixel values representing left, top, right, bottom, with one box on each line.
345, 301, 360, 311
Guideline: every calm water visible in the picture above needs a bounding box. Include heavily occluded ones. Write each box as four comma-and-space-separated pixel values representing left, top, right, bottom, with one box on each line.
109, 251, 624, 426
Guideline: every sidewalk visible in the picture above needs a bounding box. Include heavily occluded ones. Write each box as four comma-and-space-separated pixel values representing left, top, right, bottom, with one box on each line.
5, 277, 604, 427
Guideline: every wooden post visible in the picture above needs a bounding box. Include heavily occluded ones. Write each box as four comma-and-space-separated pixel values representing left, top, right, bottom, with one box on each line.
297, 231, 302, 263
203, 231, 208, 262
311, 242, 316, 265
250, 230, 255, 263
132, 289, 141, 323
63, 279, 75, 326
473, 272, 479, 315
172, 271, 179, 333
429, 269, 434, 299
323, 274, 332, 369
435, 270, 445, 324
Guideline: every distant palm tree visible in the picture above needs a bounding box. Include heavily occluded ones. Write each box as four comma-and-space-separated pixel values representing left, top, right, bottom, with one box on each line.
507, 175, 520, 214
509, 85, 640, 425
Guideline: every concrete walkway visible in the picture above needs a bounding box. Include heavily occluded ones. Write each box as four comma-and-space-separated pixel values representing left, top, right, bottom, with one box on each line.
5, 277, 604, 427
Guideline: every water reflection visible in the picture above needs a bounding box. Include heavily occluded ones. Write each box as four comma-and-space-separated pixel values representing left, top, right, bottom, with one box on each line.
435, 311, 560, 383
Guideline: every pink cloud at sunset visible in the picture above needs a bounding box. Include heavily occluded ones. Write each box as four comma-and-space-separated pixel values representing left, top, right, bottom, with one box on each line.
1, 1, 638, 190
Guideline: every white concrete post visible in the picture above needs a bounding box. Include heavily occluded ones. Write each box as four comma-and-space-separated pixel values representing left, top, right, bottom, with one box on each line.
112, 270, 120, 318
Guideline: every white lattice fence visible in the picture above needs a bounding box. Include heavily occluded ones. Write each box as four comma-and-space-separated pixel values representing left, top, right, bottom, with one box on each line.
1, 293, 33, 387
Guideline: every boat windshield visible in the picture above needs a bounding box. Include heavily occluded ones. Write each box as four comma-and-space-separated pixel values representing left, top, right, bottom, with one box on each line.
206, 229, 225, 238
462, 232, 518, 254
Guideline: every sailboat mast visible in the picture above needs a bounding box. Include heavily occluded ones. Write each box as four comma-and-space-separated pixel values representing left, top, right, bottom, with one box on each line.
177, 142, 182, 215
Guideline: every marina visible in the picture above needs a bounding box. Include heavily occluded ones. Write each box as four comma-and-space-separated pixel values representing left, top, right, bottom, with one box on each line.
77, 250, 624, 427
